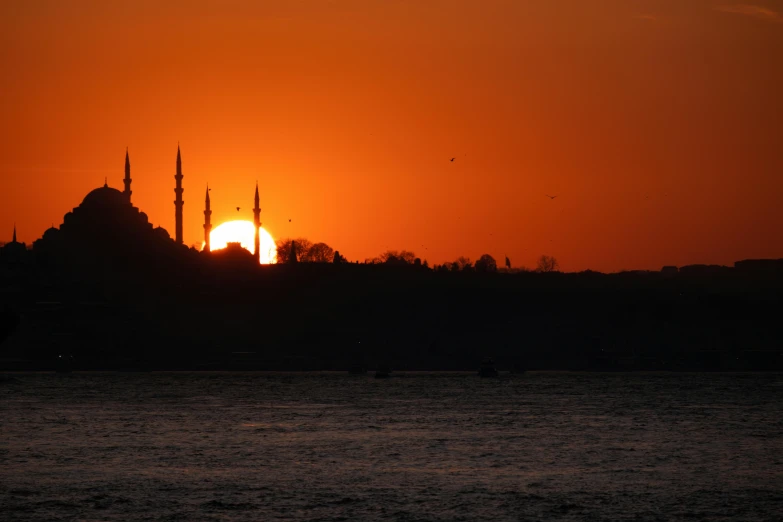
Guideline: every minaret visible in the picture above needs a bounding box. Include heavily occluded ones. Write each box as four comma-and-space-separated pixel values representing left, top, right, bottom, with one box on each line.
174, 144, 184, 244
123, 147, 132, 203
12, 223, 17, 243
253, 182, 261, 263
203, 185, 212, 252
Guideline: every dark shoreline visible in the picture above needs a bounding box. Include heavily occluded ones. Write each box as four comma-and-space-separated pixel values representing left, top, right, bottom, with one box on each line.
3, 264, 783, 373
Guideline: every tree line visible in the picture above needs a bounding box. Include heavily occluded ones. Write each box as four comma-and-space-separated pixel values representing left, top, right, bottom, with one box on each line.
274, 237, 559, 273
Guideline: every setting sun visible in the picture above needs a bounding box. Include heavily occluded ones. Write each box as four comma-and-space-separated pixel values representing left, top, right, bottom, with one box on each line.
206, 220, 277, 264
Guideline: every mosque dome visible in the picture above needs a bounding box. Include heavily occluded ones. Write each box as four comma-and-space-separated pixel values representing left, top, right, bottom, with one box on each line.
81, 186, 128, 209
42, 227, 61, 241
153, 226, 170, 240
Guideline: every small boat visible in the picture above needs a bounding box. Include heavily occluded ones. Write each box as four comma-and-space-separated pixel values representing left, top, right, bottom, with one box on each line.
375, 365, 392, 378
478, 357, 498, 377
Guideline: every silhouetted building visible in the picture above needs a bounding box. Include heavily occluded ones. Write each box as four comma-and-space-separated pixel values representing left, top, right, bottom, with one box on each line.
35, 226, 61, 257
253, 182, 261, 264
209, 241, 257, 268
174, 144, 184, 244
661, 265, 678, 276
32, 154, 182, 268
679, 264, 731, 276
203, 185, 212, 252
123, 147, 132, 203
1, 224, 28, 265
734, 259, 783, 275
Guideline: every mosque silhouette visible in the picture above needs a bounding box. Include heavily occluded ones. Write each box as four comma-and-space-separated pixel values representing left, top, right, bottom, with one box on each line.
31, 146, 263, 267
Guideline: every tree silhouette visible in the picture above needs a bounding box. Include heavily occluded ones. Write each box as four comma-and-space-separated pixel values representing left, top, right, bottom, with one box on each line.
453, 256, 472, 272
399, 251, 416, 264
307, 242, 334, 263
536, 255, 559, 273
294, 239, 313, 261
474, 254, 498, 273
275, 238, 313, 263
275, 238, 292, 263
380, 250, 417, 265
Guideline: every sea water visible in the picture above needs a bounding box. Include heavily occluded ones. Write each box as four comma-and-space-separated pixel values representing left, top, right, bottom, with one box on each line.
2, 372, 782, 521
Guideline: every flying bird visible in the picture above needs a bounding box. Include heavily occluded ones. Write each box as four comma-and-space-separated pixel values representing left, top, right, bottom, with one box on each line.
236, 207, 241, 211
288, 219, 292, 222
545, 194, 558, 200
450, 157, 455, 162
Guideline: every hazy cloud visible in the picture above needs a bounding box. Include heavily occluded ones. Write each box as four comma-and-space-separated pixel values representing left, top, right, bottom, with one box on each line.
717, 4, 783, 21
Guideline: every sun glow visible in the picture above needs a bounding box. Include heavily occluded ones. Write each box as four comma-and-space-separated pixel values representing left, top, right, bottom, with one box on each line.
206, 220, 277, 264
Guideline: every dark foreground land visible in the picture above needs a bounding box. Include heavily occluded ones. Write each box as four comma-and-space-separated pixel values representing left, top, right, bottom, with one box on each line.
1, 260, 782, 371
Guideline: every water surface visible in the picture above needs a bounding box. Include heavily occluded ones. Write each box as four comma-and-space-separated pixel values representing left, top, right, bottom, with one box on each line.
2, 372, 782, 521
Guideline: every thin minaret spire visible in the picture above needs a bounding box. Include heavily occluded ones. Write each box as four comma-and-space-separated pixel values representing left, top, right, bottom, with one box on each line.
204, 184, 212, 252
174, 144, 184, 244
253, 181, 261, 264
12, 223, 17, 243
123, 147, 132, 203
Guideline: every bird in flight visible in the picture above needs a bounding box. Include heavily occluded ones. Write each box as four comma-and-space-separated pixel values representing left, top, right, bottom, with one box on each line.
545, 194, 558, 200
450, 157, 455, 162
288, 219, 292, 223
236, 207, 241, 211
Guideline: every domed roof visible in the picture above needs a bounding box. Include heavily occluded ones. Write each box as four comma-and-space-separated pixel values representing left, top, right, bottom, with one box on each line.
153, 226, 170, 240
81, 185, 128, 208
42, 226, 61, 240
2, 239, 27, 255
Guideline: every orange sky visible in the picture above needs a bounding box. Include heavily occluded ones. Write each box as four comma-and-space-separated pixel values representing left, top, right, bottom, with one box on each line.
2, 0, 782, 272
